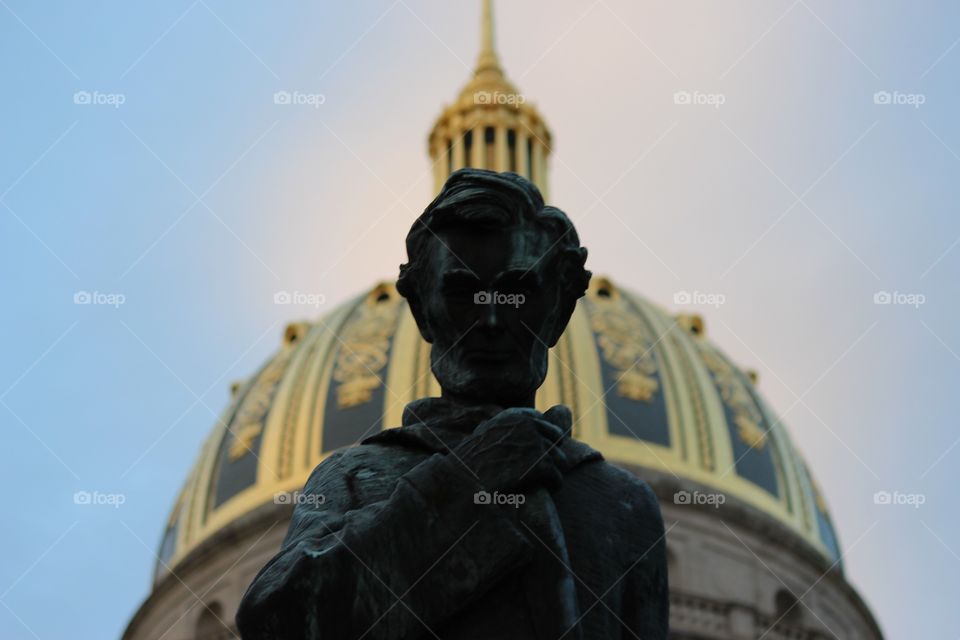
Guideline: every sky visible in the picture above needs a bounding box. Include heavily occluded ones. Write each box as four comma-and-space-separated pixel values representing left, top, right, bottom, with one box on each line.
1, 0, 958, 638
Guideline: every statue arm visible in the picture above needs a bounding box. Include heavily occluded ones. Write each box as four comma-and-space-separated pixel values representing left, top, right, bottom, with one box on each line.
236, 448, 533, 639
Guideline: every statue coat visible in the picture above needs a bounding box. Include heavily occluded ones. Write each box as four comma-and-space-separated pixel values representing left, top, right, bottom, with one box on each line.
236, 398, 669, 639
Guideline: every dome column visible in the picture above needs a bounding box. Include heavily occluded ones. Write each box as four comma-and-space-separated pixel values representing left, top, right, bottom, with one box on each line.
517, 124, 530, 179
431, 135, 446, 189
451, 121, 466, 171
495, 121, 508, 171
532, 136, 546, 197
469, 123, 484, 169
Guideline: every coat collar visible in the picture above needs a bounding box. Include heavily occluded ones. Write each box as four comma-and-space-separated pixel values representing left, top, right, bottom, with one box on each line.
363, 397, 603, 473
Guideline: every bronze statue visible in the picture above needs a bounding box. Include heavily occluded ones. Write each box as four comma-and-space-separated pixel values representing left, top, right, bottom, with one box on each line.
236, 169, 669, 639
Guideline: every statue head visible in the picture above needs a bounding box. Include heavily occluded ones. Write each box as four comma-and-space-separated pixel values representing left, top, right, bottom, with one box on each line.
397, 169, 590, 408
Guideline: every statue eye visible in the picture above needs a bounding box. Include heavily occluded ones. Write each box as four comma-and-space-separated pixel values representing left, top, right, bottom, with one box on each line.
496, 273, 539, 297
440, 272, 481, 303
441, 277, 480, 302
444, 288, 473, 302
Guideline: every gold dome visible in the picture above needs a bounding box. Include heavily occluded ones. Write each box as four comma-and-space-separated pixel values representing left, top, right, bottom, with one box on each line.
154, 277, 843, 582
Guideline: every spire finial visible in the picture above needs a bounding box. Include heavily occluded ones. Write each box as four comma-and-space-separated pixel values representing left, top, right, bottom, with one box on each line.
476, 0, 501, 73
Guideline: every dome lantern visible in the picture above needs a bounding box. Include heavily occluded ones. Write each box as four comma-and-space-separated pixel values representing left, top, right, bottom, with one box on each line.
428, 0, 553, 198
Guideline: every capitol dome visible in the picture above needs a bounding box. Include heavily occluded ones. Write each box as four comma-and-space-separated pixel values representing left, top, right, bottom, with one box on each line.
155, 278, 841, 577
124, 3, 882, 639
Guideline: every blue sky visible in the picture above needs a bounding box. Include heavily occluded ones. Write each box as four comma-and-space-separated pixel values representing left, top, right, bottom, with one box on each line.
1, 1, 958, 637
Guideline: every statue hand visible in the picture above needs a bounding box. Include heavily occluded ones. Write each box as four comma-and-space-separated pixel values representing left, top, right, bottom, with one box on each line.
453, 406, 566, 495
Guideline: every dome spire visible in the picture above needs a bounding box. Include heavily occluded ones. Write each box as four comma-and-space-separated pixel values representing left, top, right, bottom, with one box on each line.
427, 0, 553, 198
477, 0, 501, 74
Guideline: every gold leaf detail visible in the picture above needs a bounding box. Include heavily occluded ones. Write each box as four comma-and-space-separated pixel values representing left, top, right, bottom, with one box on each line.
734, 415, 767, 450
589, 298, 660, 404
331, 286, 402, 410
701, 349, 767, 450
228, 424, 263, 461
226, 349, 291, 461
617, 369, 660, 402
336, 375, 383, 409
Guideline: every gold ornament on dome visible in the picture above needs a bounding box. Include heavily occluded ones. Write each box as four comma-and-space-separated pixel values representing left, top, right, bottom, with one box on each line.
332, 285, 403, 410
226, 350, 290, 461
700, 348, 767, 450
735, 415, 767, 450
228, 423, 263, 461
617, 368, 660, 402
588, 293, 660, 403
336, 374, 384, 409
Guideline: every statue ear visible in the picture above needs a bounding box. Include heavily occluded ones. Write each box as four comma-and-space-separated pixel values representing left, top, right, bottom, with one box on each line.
544, 249, 589, 347
398, 262, 435, 344
544, 294, 577, 348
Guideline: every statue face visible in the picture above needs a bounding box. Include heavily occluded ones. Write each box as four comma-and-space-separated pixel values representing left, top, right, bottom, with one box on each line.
419, 222, 562, 407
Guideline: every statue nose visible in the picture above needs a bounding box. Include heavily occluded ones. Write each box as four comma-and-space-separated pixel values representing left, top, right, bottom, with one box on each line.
480, 298, 501, 329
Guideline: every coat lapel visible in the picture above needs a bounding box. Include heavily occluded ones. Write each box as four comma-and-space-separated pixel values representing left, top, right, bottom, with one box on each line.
361, 399, 600, 640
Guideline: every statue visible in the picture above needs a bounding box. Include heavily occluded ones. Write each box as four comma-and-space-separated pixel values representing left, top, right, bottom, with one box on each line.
236, 169, 669, 639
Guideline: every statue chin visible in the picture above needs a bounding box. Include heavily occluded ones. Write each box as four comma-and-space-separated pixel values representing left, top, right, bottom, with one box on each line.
432, 363, 546, 408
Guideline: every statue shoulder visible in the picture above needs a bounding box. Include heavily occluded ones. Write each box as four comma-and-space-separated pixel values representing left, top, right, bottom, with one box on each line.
603, 463, 666, 552
568, 459, 664, 531
302, 440, 429, 503
607, 462, 661, 517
